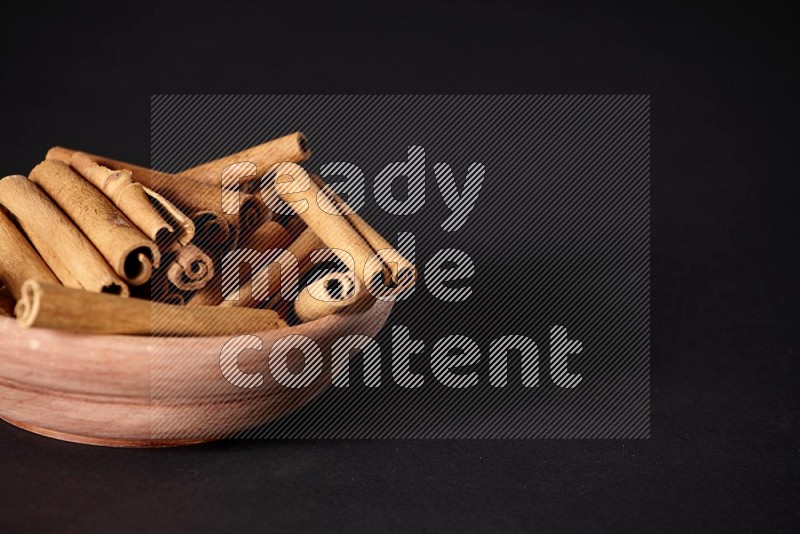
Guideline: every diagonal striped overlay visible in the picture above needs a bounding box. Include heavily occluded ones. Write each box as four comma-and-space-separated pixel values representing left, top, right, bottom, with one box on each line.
149, 95, 650, 439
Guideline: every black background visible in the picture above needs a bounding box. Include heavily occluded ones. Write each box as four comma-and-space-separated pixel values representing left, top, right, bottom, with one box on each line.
1, 1, 798, 532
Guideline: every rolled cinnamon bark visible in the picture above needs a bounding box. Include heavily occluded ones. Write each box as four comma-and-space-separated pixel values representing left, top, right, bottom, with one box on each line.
166, 244, 215, 291
16, 280, 288, 336
186, 191, 269, 250
151, 178, 262, 230
142, 186, 195, 250
47, 146, 156, 185
184, 210, 232, 250
310, 174, 417, 291
239, 220, 291, 251
180, 132, 310, 189
284, 214, 308, 239
47, 148, 239, 249
69, 152, 173, 245
48, 146, 275, 240
188, 221, 294, 307
156, 134, 414, 290
46, 132, 309, 191
0, 207, 60, 299
126, 171, 240, 250
227, 227, 324, 309
0, 175, 128, 295
294, 272, 362, 323
29, 160, 161, 287
271, 163, 389, 293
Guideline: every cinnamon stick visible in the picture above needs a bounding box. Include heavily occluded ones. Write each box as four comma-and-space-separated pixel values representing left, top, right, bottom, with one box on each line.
150, 177, 263, 232
47, 132, 309, 191
226, 227, 324, 309
271, 164, 389, 293
311, 174, 417, 291
294, 272, 362, 323
0, 206, 60, 299
47, 147, 274, 242
69, 152, 174, 245
239, 220, 291, 251
183, 191, 269, 250
15, 280, 288, 336
166, 244, 215, 291
180, 132, 310, 189
177, 141, 413, 291
188, 221, 293, 307
178, 139, 414, 291
0, 175, 128, 295
29, 160, 161, 286
47, 146, 156, 185
142, 186, 195, 250
184, 209, 232, 250
47, 148, 236, 248
122, 171, 239, 250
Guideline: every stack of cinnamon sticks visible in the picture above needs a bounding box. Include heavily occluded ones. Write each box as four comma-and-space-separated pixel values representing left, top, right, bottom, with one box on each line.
0, 133, 415, 336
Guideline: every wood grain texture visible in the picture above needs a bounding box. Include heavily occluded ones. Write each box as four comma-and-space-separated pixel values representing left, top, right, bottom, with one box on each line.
0, 299, 393, 446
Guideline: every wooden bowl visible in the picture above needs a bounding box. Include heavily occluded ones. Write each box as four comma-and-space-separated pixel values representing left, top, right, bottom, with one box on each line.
0, 301, 393, 447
